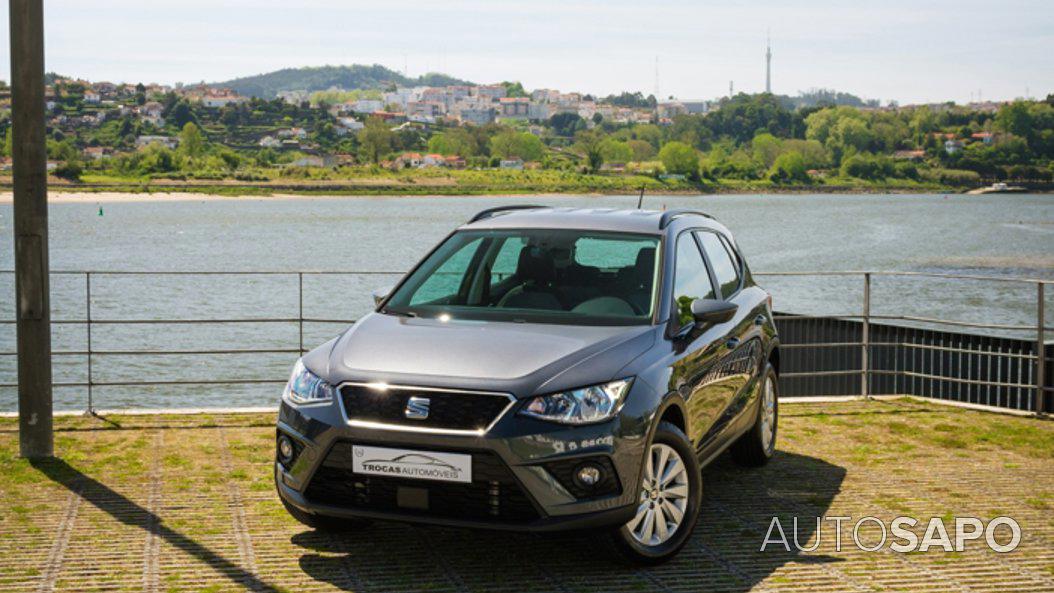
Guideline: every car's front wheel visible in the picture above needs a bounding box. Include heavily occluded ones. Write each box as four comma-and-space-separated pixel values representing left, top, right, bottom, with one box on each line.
609, 421, 702, 565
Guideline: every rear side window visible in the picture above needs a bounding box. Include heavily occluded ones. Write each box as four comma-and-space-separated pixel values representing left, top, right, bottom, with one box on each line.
673, 233, 715, 326
696, 231, 740, 298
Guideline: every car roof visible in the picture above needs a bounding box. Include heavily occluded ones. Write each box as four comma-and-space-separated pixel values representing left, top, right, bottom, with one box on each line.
460, 206, 724, 235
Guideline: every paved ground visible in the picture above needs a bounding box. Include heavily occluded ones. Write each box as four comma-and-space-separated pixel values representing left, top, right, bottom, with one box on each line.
0, 398, 1051, 593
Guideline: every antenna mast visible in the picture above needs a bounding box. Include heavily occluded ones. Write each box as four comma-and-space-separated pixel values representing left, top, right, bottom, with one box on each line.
654, 56, 660, 101
765, 30, 772, 94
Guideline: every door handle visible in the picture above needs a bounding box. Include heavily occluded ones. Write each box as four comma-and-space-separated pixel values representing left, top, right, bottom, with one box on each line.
725, 337, 740, 349
754, 314, 766, 326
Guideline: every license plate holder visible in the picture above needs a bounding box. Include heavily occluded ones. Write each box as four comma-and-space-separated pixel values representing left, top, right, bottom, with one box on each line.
351, 445, 472, 483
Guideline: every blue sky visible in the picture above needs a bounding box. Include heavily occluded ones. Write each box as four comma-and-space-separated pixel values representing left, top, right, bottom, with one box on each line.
0, 0, 1050, 104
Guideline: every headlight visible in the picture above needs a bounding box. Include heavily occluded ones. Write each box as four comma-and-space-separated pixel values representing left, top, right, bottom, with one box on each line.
283, 359, 335, 405
520, 379, 632, 425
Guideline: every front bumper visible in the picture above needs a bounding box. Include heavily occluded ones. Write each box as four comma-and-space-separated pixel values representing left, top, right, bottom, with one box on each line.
274, 381, 654, 531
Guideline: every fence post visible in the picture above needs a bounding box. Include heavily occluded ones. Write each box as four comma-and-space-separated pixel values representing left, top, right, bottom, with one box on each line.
298, 272, 304, 354
862, 272, 871, 399
86, 272, 94, 415
1038, 282, 1046, 415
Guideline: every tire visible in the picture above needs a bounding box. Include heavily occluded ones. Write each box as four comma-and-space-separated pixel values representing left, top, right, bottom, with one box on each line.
730, 364, 778, 467
277, 475, 370, 532
609, 421, 703, 565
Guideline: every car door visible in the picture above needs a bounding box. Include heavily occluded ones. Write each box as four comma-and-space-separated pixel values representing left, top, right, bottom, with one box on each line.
695, 230, 762, 431
666, 230, 741, 449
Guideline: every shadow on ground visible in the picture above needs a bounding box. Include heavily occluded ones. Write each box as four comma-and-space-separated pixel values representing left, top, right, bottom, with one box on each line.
30, 458, 287, 593
293, 450, 847, 592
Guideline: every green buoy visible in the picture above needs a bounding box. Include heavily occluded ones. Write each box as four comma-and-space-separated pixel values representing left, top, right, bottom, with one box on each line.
98, 205, 104, 216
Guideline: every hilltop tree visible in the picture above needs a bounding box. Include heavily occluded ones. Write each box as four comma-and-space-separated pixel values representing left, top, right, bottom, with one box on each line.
500, 81, 528, 98
705, 93, 797, 143
995, 101, 1042, 145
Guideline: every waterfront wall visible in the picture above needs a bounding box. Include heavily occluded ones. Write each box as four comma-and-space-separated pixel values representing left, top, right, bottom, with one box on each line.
777, 314, 1051, 413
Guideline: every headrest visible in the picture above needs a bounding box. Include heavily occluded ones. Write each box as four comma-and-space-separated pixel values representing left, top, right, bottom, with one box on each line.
636, 247, 656, 271
517, 245, 555, 285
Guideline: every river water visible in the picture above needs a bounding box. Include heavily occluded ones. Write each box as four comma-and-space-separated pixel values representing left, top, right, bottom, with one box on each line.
0, 192, 1051, 411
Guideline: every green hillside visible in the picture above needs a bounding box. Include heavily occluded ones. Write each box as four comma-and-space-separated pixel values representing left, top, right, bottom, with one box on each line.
212, 64, 473, 98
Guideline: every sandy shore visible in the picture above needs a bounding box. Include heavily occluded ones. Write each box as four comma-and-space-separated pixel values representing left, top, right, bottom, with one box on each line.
0, 190, 642, 203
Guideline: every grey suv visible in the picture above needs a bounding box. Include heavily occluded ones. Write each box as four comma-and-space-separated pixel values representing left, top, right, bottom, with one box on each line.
275, 206, 780, 564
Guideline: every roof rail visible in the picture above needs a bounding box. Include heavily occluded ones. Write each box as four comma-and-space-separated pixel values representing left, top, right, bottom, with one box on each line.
658, 209, 715, 229
468, 205, 546, 223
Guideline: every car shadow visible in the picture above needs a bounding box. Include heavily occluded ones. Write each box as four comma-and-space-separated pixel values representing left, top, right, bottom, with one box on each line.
294, 450, 847, 592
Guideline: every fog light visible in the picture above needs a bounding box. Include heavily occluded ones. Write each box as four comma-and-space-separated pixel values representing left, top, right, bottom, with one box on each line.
574, 463, 603, 488
277, 435, 295, 464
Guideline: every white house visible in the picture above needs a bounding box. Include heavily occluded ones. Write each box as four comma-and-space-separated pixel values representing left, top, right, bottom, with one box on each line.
202, 93, 247, 108
336, 117, 365, 135
277, 128, 308, 139
136, 135, 179, 149
352, 99, 384, 113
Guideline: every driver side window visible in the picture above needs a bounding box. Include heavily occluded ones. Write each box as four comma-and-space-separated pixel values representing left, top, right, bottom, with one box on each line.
673, 233, 715, 327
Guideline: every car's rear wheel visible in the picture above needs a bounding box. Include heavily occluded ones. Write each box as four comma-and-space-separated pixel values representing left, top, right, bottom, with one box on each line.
609, 421, 702, 565
730, 364, 778, 467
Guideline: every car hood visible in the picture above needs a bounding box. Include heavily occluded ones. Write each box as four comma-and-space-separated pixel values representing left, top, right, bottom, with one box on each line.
311, 312, 657, 397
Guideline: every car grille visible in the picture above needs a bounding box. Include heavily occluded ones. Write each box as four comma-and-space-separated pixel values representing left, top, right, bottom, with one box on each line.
304, 441, 540, 523
340, 384, 513, 432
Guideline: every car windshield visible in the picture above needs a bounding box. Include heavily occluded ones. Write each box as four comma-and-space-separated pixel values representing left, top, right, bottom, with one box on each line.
384, 229, 660, 325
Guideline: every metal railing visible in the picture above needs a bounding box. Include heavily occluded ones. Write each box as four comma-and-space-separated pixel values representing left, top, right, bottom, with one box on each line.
0, 269, 1050, 415
754, 271, 1052, 414
0, 270, 403, 413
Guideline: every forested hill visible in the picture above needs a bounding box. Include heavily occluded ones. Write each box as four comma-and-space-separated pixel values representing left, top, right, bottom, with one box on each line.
212, 64, 474, 98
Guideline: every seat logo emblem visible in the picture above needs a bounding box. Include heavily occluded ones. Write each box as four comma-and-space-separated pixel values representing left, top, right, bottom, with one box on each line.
405, 396, 430, 420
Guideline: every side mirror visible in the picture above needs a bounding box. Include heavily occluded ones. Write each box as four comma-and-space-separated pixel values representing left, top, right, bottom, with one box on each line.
690, 298, 738, 327
372, 286, 392, 307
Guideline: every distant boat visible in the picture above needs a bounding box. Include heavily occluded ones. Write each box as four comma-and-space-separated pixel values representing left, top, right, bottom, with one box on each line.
966, 182, 1027, 195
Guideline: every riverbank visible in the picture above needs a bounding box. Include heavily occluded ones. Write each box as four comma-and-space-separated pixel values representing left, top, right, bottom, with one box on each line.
0, 169, 982, 198
0, 186, 970, 203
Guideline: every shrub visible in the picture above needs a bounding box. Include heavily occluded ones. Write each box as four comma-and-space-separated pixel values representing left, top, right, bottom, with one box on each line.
658, 141, 699, 179
52, 161, 83, 181
840, 153, 895, 180
767, 151, 810, 184
921, 168, 981, 186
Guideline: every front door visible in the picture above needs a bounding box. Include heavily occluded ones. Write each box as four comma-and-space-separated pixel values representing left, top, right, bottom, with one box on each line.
667, 231, 741, 447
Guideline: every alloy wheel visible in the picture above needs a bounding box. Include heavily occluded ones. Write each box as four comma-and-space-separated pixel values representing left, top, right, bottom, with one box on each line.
626, 443, 689, 546
760, 377, 776, 451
